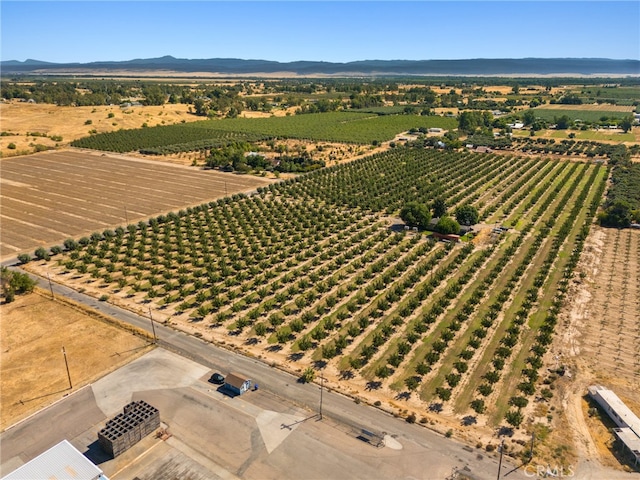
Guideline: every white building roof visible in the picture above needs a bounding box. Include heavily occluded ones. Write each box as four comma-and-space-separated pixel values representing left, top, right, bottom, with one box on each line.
588, 385, 640, 437
2, 440, 107, 480
614, 427, 640, 458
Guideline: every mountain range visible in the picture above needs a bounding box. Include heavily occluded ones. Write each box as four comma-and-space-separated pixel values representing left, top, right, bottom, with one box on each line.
2, 56, 639, 76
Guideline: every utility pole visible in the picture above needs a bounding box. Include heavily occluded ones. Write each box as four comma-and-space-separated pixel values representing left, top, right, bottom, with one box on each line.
529, 433, 535, 462
496, 437, 504, 480
47, 272, 54, 299
319, 374, 325, 420
62, 346, 72, 390
149, 307, 157, 344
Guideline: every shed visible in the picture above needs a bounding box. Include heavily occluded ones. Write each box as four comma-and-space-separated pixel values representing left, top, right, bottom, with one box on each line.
475, 146, 493, 153
1, 439, 107, 480
224, 372, 252, 395
432, 232, 461, 243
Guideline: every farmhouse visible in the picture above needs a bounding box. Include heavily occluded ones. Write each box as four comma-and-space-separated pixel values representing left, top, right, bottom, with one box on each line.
1, 439, 108, 480
224, 372, 252, 395
588, 385, 640, 465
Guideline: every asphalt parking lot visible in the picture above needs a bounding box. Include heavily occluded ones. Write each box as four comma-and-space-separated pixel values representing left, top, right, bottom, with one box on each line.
1, 348, 527, 480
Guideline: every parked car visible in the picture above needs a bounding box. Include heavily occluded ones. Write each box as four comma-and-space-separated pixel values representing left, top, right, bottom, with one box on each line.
210, 373, 225, 384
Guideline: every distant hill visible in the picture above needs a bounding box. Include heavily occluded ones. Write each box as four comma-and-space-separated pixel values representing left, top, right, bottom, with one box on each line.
1, 56, 639, 76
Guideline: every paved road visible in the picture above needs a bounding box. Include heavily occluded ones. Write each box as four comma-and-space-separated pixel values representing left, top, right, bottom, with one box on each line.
13, 267, 530, 480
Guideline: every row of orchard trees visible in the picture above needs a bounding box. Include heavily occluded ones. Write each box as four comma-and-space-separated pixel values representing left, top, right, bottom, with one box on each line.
72, 112, 457, 153
24, 146, 607, 435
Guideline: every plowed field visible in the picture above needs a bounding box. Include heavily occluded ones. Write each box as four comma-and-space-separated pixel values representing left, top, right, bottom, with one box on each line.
0, 150, 273, 259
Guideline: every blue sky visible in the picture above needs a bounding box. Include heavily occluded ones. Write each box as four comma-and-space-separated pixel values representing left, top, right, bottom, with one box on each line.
2, 1, 639, 63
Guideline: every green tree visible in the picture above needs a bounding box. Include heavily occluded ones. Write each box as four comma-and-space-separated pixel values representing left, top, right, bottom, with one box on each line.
34, 246, 50, 261
554, 115, 572, 130
17, 253, 31, 264
298, 336, 313, 351
599, 200, 632, 228
522, 110, 536, 126
300, 367, 316, 383
432, 197, 447, 218
376, 365, 391, 378
458, 111, 493, 135
435, 387, 452, 401
454, 204, 479, 226
400, 202, 432, 229
620, 116, 633, 133
276, 328, 291, 344
470, 399, 486, 414
405, 376, 420, 391
193, 98, 209, 116
509, 396, 529, 408
435, 216, 460, 234
505, 409, 524, 428
458, 111, 481, 134
63, 238, 79, 251
1, 266, 37, 303
142, 85, 166, 106
254, 322, 267, 337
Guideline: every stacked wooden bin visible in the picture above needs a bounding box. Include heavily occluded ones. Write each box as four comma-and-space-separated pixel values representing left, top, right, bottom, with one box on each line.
98, 400, 160, 458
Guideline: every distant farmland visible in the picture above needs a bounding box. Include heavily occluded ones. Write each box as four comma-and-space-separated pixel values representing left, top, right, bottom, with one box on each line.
72, 112, 457, 152
532, 104, 634, 122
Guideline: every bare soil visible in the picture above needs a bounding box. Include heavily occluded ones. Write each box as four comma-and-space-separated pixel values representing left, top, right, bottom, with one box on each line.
0, 150, 273, 259
0, 289, 153, 431
555, 226, 640, 470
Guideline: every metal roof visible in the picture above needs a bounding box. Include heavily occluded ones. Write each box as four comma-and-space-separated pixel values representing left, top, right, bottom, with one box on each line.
2, 440, 106, 480
588, 385, 640, 438
614, 427, 640, 459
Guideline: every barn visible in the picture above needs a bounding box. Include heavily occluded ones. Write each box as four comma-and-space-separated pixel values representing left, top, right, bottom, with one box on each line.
224, 372, 252, 395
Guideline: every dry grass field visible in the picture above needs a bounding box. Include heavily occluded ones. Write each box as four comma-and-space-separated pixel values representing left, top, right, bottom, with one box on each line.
0, 150, 273, 259
0, 289, 153, 431
0, 102, 201, 158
